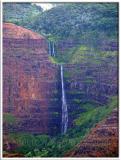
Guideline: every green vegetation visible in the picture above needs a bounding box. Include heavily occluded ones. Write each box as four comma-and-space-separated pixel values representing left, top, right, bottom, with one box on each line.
55, 45, 96, 64
73, 99, 81, 104
3, 113, 17, 125
31, 3, 118, 42
85, 79, 95, 83
69, 45, 90, 64
3, 3, 118, 157
74, 96, 117, 126
3, 3, 118, 64
64, 71, 72, 78
6, 96, 117, 157
50, 44, 117, 64
48, 56, 59, 64
67, 46, 117, 64
56, 47, 78, 63
3, 3, 118, 43
52, 112, 60, 117
3, 3, 42, 29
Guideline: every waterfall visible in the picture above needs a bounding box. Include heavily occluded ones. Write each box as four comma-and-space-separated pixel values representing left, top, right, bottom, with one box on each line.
61, 65, 68, 134
52, 42, 55, 56
48, 41, 55, 57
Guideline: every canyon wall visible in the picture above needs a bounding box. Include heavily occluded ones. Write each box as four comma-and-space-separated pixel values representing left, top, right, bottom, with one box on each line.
3, 23, 118, 136
64, 60, 118, 128
3, 23, 61, 135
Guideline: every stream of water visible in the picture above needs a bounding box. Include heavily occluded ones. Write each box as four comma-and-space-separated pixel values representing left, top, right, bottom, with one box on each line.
61, 65, 68, 134
52, 42, 55, 56
48, 41, 55, 56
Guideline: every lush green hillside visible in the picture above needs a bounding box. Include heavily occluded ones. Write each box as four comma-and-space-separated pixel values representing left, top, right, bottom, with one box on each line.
3, 3, 118, 43
34, 3, 118, 64
3, 3, 42, 29
31, 3, 118, 42
3, 3, 118, 64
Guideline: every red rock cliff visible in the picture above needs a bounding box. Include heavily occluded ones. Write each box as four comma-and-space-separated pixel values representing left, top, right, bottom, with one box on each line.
3, 23, 61, 135
3, 23, 44, 39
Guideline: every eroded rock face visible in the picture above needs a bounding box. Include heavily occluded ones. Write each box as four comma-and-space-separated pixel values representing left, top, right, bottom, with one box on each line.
65, 108, 118, 157
3, 23, 61, 135
64, 61, 118, 128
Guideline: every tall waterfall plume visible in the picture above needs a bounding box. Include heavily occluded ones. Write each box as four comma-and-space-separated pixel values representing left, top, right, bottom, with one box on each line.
61, 65, 68, 134
52, 42, 55, 56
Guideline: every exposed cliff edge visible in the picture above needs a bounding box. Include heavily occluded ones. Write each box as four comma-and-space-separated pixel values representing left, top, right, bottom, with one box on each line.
3, 23, 44, 39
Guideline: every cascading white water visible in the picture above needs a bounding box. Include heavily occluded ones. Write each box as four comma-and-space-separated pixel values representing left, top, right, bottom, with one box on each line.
48, 41, 55, 57
61, 65, 68, 134
52, 42, 55, 56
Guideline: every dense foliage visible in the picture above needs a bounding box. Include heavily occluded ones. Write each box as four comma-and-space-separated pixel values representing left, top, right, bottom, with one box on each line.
3, 113, 17, 125
3, 3, 118, 43
31, 3, 118, 42
3, 3, 42, 29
